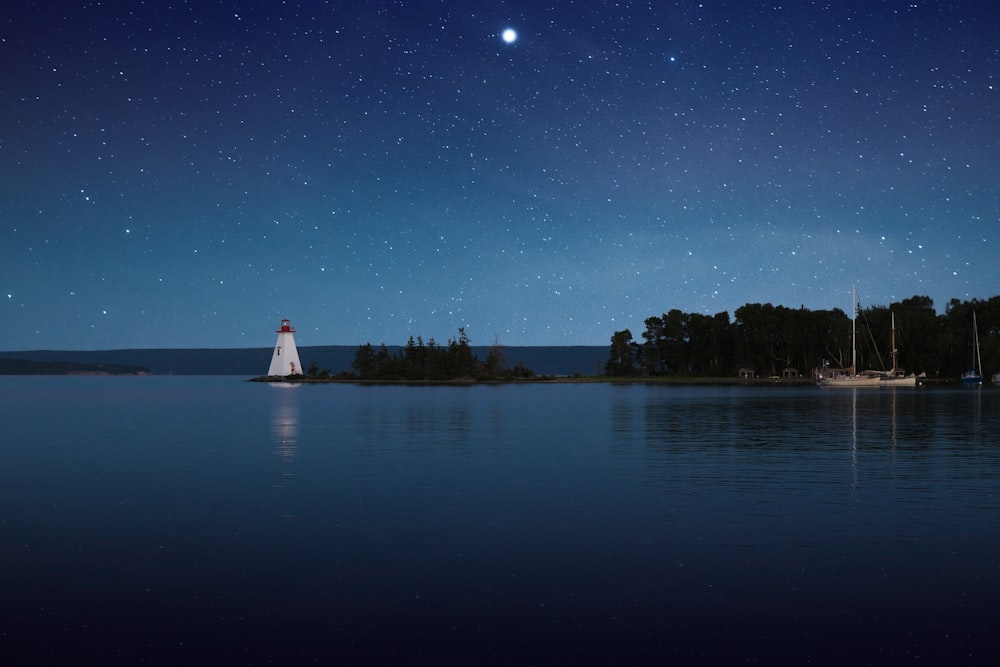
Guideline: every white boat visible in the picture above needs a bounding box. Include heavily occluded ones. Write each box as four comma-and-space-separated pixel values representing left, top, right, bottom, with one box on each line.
818, 285, 881, 387
880, 372, 917, 386
961, 311, 983, 385
878, 312, 917, 386
819, 370, 881, 387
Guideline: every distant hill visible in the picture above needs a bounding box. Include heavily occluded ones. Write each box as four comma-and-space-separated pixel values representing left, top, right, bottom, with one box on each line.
0, 346, 609, 377
0, 357, 150, 375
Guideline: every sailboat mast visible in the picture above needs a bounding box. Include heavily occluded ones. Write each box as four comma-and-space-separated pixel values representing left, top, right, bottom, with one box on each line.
891, 311, 897, 374
851, 284, 857, 374
974, 311, 982, 375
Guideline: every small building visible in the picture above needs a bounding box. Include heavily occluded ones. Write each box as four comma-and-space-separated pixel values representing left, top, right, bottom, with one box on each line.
782, 367, 800, 379
268, 319, 303, 377
738, 368, 756, 380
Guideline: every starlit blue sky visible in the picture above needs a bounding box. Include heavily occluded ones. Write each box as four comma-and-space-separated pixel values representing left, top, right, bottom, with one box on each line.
2, 1, 998, 350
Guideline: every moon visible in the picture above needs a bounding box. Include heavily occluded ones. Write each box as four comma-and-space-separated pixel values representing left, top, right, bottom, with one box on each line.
501, 28, 517, 44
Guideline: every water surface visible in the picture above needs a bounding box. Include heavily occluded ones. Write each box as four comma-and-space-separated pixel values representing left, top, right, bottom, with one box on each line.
1, 377, 997, 663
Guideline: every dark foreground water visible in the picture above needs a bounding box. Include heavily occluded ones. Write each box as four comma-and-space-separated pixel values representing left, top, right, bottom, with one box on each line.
1, 377, 998, 665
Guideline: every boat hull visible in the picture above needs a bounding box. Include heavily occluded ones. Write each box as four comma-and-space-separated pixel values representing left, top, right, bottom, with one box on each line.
818, 375, 882, 388
880, 375, 917, 386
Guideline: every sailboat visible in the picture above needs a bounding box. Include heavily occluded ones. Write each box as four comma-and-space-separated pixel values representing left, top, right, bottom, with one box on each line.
818, 285, 881, 387
961, 311, 983, 385
879, 312, 917, 386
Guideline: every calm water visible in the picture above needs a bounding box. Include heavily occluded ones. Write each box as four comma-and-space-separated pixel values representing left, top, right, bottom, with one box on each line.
1, 377, 998, 664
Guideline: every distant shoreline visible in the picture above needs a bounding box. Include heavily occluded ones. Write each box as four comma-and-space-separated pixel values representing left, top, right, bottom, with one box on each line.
248, 375, 918, 387
0, 345, 606, 377
0, 357, 151, 375
247, 374, 964, 386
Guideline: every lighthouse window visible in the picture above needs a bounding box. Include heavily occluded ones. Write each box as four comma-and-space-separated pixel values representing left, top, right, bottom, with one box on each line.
276, 346, 281, 355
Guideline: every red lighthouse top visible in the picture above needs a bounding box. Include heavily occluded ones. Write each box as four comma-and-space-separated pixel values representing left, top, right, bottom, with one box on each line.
276, 319, 295, 333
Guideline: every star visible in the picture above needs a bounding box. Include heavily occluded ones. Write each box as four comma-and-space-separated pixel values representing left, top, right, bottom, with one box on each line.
0, 2, 994, 351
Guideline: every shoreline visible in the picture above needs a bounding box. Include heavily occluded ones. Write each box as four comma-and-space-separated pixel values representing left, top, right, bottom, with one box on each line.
248, 375, 955, 387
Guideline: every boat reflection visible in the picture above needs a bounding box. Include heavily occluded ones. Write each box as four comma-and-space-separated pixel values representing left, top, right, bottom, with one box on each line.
850, 387, 858, 490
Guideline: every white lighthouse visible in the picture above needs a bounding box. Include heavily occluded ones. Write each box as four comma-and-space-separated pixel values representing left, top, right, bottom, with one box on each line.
267, 319, 303, 377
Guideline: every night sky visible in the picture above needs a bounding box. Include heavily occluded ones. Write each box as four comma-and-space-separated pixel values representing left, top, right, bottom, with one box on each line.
2, 1, 998, 350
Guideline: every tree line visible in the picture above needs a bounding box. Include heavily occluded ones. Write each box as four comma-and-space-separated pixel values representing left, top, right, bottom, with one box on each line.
344, 328, 535, 381
606, 295, 1000, 379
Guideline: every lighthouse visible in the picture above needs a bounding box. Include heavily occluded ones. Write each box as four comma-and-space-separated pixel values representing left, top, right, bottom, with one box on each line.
268, 319, 303, 377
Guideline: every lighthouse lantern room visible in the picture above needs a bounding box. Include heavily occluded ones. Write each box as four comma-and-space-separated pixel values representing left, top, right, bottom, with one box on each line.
267, 319, 303, 377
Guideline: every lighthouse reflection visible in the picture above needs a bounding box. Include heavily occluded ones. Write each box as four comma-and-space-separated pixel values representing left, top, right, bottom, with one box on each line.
269, 383, 300, 463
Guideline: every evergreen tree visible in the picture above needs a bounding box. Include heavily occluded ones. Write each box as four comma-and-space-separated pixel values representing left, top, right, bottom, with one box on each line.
606, 329, 636, 376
